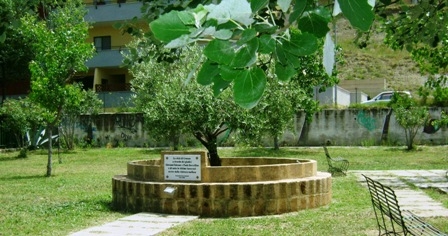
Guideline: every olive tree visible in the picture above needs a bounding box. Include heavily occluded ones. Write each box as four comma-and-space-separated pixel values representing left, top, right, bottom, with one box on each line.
129, 44, 250, 166
20, 0, 94, 176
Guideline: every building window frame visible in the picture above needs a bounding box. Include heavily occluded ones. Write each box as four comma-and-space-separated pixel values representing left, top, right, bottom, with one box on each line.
94, 36, 111, 51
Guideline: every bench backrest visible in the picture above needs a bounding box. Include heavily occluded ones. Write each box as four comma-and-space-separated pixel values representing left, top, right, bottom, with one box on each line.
323, 146, 333, 166
363, 174, 408, 234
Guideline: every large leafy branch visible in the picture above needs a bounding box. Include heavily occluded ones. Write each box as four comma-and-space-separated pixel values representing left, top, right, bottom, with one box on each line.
148, 0, 374, 109
382, 0, 448, 74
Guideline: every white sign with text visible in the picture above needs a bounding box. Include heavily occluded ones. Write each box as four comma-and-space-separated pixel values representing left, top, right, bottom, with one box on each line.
164, 154, 201, 181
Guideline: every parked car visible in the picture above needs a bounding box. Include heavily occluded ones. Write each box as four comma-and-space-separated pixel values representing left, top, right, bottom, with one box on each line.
361, 91, 411, 105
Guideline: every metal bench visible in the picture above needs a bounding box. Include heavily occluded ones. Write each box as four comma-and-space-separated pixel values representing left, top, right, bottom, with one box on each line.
323, 146, 349, 176
363, 175, 447, 236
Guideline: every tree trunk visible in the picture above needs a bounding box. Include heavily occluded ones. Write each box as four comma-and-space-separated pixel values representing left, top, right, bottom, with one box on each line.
46, 125, 53, 177
193, 131, 221, 166
170, 131, 180, 150
206, 140, 221, 166
381, 109, 393, 143
58, 125, 62, 164
1, 62, 5, 105
273, 136, 279, 150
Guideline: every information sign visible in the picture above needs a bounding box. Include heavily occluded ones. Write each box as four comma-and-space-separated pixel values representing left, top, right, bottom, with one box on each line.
164, 154, 201, 181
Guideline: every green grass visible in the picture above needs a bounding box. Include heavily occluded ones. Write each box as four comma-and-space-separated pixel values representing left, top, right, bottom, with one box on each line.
1, 146, 447, 235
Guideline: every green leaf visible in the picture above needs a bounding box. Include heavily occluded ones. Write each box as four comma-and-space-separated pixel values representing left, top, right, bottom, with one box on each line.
165, 34, 195, 48
258, 34, 276, 54
275, 43, 288, 65
150, 11, 191, 43
254, 23, 278, 34
298, 11, 330, 38
204, 40, 236, 65
212, 76, 231, 96
197, 60, 220, 85
238, 28, 257, 45
313, 6, 332, 22
338, 0, 374, 32
219, 65, 242, 81
282, 32, 318, 56
0, 31, 6, 43
205, 0, 254, 26
251, 0, 269, 12
275, 63, 296, 82
289, 1, 307, 23
204, 38, 258, 68
214, 29, 233, 40
231, 38, 259, 67
283, 49, 301, 67
178, 11, 195, 25
233, 67, 266, 109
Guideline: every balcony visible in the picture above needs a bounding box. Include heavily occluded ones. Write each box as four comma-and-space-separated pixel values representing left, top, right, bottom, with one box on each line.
86, 47, 127, 68
96, 91, 135, 111
95, 83, 131, 92
84, 0, 143, 24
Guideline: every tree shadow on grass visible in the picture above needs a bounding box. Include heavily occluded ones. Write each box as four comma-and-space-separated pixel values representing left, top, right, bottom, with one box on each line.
0, 156, 19, 162
0, 174, 47, 181
230, 147, 319, 158
137, 148, 173, 156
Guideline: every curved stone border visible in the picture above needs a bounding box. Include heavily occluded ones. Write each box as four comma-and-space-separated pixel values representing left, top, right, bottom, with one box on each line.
112, 172, 331, 217
127, 157, 317, 182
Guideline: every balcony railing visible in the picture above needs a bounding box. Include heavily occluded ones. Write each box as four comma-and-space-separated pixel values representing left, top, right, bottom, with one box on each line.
84, 0, 143, 23
86, 47, 128, 68
96, 91, 135, 111
96, 83, 131, 92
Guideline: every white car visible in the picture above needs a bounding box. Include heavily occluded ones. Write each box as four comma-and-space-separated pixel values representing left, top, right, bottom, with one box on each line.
361, 91, 411, 105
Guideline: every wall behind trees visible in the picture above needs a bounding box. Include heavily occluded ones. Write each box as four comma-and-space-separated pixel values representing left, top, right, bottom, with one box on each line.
75, 108, 448, 148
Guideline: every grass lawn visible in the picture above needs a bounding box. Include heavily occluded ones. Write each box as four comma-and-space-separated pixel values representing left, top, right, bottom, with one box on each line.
0, 146, 447, 235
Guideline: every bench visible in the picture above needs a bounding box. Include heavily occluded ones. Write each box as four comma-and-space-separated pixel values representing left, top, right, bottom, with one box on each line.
363, 175, 447, 236
323, 146, 349, 176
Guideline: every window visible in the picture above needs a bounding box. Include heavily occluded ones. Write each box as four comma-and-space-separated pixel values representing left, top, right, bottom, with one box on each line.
94, 36, 111, 51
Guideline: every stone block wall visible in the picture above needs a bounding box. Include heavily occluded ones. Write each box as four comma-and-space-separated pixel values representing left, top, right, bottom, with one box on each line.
112, 173, 332, 217
76, 108, 448, 147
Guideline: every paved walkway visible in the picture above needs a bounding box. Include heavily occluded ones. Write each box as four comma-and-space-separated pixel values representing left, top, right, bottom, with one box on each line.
352, 170, 448, 217
70, 213, 198, 236
71, 170, 448, 235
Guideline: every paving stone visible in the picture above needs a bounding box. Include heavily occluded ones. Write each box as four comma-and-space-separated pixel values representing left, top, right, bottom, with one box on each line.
352, 170, 448, 218
70, 213, 199, 236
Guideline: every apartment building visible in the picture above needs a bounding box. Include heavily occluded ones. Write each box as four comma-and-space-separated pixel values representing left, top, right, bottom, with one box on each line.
0, 1, 144, 110
81, 0, 144, 111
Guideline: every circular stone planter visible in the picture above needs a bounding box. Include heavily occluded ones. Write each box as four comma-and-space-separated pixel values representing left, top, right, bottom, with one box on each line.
112, 151, 332, 217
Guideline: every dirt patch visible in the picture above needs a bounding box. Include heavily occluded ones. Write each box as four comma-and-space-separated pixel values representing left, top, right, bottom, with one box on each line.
334, 18, 425, 95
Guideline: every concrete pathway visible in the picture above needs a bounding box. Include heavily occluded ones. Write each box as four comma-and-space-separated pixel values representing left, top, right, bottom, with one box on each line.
352, 170, 448, 217
70, 213, 198, 236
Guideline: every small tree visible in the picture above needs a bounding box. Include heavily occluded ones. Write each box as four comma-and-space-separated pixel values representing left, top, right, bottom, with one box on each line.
60, 88, 102, 150
243, 53, 333, 149
391, 94, 429, 150
129, 44, 247, 165
0, 98, 45, 148
20, 0, 94, 176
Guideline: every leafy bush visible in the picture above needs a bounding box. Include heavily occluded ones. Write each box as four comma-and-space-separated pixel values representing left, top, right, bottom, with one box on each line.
390, 93, 429, 150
